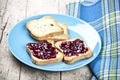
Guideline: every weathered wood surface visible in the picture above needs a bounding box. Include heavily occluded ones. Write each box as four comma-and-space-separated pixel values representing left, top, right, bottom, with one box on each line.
0, 0, 92, 80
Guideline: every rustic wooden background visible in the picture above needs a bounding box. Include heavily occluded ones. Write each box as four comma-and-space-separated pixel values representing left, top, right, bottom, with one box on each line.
0, 0, 92, 80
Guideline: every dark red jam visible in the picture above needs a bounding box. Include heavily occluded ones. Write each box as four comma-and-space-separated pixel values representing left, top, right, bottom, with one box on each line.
60, 39, 88, 56
26, 40, 58, 59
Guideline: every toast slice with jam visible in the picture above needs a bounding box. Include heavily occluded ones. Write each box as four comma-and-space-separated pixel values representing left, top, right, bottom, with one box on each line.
55, 38, 92, 64
26, 40, 63, 65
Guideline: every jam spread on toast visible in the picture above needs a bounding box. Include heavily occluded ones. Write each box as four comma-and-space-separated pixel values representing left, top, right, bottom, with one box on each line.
60, 39, 88, 56
26, 40, 58, 59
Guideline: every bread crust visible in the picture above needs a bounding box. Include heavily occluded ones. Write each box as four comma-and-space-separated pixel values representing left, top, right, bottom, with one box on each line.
55, 38, 92, 64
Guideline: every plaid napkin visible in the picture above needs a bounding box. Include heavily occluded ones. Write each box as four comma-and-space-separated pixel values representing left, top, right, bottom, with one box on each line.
67, 0, 120, 80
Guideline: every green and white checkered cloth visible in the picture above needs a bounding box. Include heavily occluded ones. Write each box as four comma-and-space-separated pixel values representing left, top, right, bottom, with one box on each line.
67, 0, 120, 80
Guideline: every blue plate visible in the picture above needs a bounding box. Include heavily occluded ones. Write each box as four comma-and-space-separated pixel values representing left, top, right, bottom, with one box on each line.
8, 14, 101, 71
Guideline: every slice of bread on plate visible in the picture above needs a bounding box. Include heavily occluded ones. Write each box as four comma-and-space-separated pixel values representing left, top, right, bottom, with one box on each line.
26, 16, 64, 40
26, 40, 63, 65
55, 38, 92, 64
40, 22, 69, 41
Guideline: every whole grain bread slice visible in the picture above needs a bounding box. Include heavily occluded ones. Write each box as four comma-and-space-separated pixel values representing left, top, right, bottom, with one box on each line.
26, 16, 63, 40
55, 38, 92, 64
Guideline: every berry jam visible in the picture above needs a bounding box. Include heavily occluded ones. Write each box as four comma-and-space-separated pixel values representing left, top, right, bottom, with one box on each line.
60, 39, 88, 56
26, 40, 58, 59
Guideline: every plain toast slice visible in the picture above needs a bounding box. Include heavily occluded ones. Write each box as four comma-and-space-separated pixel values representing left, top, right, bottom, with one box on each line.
26, 16, 63, 40
55, 38, 92, 64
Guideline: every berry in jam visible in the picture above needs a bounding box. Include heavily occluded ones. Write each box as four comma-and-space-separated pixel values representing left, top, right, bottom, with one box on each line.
60, 39, 88, 56
26, 40, 58, 59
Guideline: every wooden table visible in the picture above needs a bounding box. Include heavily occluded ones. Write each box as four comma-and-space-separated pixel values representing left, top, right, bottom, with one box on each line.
0, 0, 92, 80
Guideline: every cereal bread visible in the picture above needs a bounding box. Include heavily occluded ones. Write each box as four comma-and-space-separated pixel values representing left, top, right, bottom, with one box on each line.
55, 38, 92, 64
26, 40, 63, 65
26, 16, 64, 40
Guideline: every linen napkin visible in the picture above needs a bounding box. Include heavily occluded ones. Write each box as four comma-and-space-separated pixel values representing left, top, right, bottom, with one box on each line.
67, 0, 120, 80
